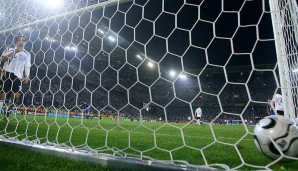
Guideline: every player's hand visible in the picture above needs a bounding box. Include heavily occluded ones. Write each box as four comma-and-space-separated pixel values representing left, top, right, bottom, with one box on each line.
15, 47, 23, 53
1, 55, 9, 62
22, 76, 29, 84
15, 42, 24, 53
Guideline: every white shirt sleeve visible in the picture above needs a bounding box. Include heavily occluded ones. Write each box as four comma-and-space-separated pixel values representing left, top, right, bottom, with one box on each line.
25, 52, 31, 68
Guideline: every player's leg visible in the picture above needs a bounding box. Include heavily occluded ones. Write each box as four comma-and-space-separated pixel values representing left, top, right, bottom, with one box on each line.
8, 92, 21, 111
0, 92, 5, 117
0, 74, 7, 117
0, 73, 4, 115
0, 85, 5, 114
88, 111, 91, 120
6, 75, 22, 119
84, 110, 88, 119
196, 117, 201, 125
1, 73, 13, 121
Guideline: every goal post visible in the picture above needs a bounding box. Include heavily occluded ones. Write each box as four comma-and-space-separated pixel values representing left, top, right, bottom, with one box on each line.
269, 0, 298, 118
0, 0, 298, 170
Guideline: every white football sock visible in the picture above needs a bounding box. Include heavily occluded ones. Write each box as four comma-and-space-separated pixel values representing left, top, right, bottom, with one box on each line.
0, 100, 4, 114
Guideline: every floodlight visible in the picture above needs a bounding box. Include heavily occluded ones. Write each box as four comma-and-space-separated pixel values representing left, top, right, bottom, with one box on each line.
136, 54, 143, 60
147, 62, 154, 68
71, 46, 78, 51
46, 37, 58, 42
43, 0, 63, 9
108, 35, 116, 42
98, 29, 104, 34
179, 74, 187, 79
169, 70, 176, 77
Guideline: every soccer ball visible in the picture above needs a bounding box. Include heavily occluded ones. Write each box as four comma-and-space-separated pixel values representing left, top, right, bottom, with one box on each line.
254, 115, 298, 161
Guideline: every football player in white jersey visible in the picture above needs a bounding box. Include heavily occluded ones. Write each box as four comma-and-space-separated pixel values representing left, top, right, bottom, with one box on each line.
272, 93, 284, 116
0, 35, 31, 121
195, 107, 202, 125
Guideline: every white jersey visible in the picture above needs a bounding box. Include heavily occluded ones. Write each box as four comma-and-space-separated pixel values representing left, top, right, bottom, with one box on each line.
2, 48, 31, 79
195, 107, 202, 117
187, 116, 191, 121
272, 93, 284, 111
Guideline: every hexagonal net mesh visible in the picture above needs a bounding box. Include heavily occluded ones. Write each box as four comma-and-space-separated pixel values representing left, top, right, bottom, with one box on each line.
0, 0, 297, 170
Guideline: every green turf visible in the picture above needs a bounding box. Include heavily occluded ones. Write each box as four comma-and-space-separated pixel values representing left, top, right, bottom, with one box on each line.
0, 142, 117, 171
1, 114, 298, 170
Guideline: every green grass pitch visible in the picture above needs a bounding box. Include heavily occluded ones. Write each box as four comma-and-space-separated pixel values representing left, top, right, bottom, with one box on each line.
1, 114, 298, 170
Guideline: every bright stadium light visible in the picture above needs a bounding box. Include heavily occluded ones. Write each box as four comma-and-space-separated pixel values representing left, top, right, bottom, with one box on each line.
147, 61, 154, 68
71, 47, 77, 51
42, 0, 63, 9
169, 70, 176, 77
45, 36, 57, 42
22, 27, 34, 32
179, 74, 187, 79
108, 35, 116, 42
23, 27, 32, 31
98, 29, 104, 34
136, 54, 143, 60
65, 46, 77, 51
0, 12, 5, 17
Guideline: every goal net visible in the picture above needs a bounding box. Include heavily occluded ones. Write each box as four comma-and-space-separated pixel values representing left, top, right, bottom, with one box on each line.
0, 0, 297, 170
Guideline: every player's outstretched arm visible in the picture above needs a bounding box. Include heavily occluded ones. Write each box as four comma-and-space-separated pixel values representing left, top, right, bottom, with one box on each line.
1, 50, 15, 62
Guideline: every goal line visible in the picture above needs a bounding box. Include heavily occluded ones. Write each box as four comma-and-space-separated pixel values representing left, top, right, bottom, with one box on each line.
0, 137, 219, 171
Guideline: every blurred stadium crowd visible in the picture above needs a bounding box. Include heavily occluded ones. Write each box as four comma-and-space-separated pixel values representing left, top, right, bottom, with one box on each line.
15, 60, 276, 124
